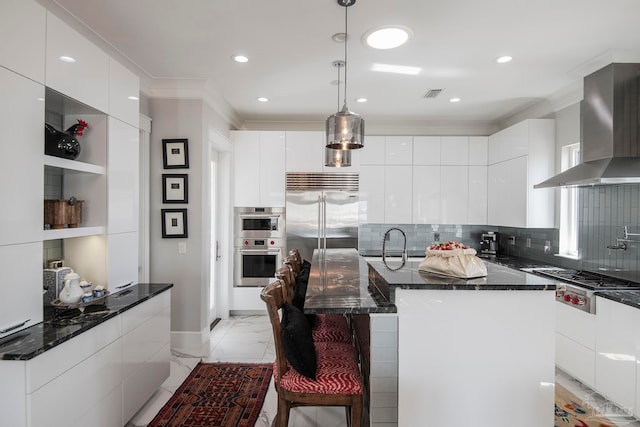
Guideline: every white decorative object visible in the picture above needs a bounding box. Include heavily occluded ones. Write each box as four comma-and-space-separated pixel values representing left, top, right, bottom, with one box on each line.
418, 242, 487, 278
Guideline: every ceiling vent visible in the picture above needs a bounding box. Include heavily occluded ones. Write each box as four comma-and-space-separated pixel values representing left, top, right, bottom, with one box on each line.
423, 89, 443, 98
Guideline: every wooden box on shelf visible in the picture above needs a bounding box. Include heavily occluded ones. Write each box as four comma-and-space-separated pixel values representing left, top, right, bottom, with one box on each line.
44, 199, 84, 229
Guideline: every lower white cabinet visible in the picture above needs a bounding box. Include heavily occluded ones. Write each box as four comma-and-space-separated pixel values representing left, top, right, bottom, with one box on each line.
0, 289, 171, 427
595, 296, 638, 416
555, 302, 595, 388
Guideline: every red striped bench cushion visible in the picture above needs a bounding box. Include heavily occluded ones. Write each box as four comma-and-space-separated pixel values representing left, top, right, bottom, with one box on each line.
275, 341, 363, 395
312, 314, 352, 343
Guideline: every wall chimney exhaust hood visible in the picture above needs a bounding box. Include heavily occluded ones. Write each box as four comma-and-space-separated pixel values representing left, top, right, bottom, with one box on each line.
535, 63, 640, 188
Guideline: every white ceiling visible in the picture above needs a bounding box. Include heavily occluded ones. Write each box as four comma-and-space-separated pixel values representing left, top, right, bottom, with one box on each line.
49, 0, 640, 128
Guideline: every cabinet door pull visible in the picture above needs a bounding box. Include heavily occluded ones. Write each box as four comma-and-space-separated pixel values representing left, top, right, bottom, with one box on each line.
0, 319, 31, 334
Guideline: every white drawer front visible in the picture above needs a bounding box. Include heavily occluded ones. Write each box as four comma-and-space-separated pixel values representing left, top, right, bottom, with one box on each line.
122, 306, 170, 379
556, 333, 595, 388
122, 291, 171, 334
555, 302, 595, 349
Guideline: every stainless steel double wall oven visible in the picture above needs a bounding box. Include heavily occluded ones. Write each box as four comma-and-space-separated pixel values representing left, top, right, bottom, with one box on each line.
233, 207, 285, 287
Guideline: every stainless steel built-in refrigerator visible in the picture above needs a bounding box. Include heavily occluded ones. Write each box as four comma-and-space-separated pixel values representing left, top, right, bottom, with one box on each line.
285, 173, 359, 262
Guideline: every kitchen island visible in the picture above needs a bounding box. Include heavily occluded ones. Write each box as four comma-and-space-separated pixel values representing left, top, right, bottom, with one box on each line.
307, 249, 556, 427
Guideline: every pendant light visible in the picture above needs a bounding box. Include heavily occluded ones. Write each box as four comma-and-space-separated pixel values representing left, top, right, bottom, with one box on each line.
326, 0, 364, 150
325, 60, 352, 167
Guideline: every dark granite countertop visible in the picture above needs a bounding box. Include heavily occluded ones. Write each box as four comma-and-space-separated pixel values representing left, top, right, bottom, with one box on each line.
368, 258, 556, 303
305, 249, 396, 314
596, 290, 640, 310
305, 249, 555, 314
0, 283, 173, 361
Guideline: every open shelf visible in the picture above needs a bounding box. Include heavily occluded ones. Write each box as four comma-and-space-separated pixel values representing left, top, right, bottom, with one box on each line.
44, 155, 105, 175
43, 226, 105, 241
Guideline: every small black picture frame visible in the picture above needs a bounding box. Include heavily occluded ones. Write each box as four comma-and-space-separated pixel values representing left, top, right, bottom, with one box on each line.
162, 173, 188, 204
161, 208, 188, 238
162, 138, 189, 169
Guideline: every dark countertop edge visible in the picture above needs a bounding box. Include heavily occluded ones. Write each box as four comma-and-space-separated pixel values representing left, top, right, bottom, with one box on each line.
595, 291, 640, 310
1, 283, 173, 361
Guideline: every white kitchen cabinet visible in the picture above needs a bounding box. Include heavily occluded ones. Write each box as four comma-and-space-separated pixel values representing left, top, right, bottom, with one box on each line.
468, 166, 487, 224
1, 290, 171, 427
0, 67, 44, 246
107, 232, 139, 289
440, 166, 468, 223
232, 131, 285, 207
0, 243, 43, 339
412, 136, 441, 165
360, 135, 386, 165
108, 118, 139, 234
468, 136, 488, 165
595, 296, 637, 416
385, 166, 412, 224
385, 136, 413, 165
45, 12, 109, 113
555, 302, 596, 388
412, 166, 441, 224
286, 131, 323, 172
360, 165, 386, 223
0, 0, 46, 84
440, 136, 469, 166
487, 119, 555, 228
285, 130, 360, 172
108, 57, 140, 127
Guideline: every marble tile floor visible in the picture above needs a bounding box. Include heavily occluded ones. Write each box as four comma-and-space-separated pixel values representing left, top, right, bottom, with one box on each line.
128, 314, 640, 427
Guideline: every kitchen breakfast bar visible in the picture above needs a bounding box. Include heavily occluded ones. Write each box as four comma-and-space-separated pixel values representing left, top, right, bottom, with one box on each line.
305, 248, 557, 427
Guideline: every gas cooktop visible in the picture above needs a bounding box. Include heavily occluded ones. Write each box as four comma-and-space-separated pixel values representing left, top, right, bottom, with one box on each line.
526, 268, 640, 290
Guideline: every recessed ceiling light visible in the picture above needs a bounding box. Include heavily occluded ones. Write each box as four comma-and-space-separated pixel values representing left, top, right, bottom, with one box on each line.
371, 63, 421, 75
496, 55, 513, 63
232, 55, 249, 63
127, 96, 139, 101
59, 56, 76, 63
356, 98, 367, 103
257, 97, 269, 102
364, 26, 413, 49
449, 97, 461, 103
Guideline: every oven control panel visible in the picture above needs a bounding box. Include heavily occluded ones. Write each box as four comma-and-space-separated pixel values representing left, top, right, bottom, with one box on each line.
240, 238, 282, 248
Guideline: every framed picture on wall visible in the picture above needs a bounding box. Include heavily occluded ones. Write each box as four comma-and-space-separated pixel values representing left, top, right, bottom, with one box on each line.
161, 208, 188, 238
162, 174, 188, 203
162, 138, 189, 169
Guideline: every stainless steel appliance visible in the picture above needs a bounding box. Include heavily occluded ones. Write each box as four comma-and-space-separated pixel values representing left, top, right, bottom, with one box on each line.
536, 63, 640, 188
234, 207, 284, 238
233, 207, 285, 287
234, 237, 284, 287
524, 267, 640, 313
479, 232, 498, 256
286, 172, 359, 262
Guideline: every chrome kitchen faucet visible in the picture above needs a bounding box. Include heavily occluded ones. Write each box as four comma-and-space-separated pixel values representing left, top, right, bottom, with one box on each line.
382, 227, 407, 271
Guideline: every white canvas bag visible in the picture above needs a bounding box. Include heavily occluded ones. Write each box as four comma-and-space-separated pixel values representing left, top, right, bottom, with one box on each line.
418, 247, 487, 279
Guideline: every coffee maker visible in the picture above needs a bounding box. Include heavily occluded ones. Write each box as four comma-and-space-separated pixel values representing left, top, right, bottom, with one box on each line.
480, 232, 498, 256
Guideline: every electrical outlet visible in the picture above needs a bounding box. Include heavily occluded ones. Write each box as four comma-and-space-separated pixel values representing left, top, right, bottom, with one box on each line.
544, 241, 551, 254
433, 232, 440, 242
526, 238, 531, 248
508, 236, 516, 245
178, 242, 187, 254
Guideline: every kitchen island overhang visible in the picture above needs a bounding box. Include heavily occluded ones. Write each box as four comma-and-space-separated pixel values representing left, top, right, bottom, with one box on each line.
305, 249, 557, 427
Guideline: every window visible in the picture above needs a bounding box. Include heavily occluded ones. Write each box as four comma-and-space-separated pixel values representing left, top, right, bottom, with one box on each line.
559, 143, 580, 258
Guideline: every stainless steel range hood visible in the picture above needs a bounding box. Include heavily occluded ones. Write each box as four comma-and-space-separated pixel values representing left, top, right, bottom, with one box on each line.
535, 63, 640, 188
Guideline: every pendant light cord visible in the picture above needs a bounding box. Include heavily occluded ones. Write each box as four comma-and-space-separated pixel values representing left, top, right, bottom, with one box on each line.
343, 4, 348, 109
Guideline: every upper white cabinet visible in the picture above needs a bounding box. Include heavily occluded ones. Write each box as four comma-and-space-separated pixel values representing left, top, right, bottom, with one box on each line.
0, 67, 44, 246
468, 166, 488, 224
487, 119, 555, 228
440, 166, 469, 223
108, 58, 139, 127
413, 136, 440, 165
468, 137, 488, 165
595, 297, 638, 416
385, 136, 413, 165
359, 165, 385, 224
0, 0, 46, 83
232, 131, 285, 207
440, 136, 469, 165
413, 166, 441, 223
286, 131, 360, 172
384, 165, 412, 223
359, 136, 385, 165
108, 118, 139, 234
46, 12, 109, 113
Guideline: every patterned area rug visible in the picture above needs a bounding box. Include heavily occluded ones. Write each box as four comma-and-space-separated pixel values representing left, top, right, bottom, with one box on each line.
148, 362, 273, 427
555, 383, 619, 427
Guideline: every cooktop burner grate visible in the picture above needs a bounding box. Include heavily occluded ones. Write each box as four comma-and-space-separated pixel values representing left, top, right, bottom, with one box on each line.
530, 268, 640, 290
